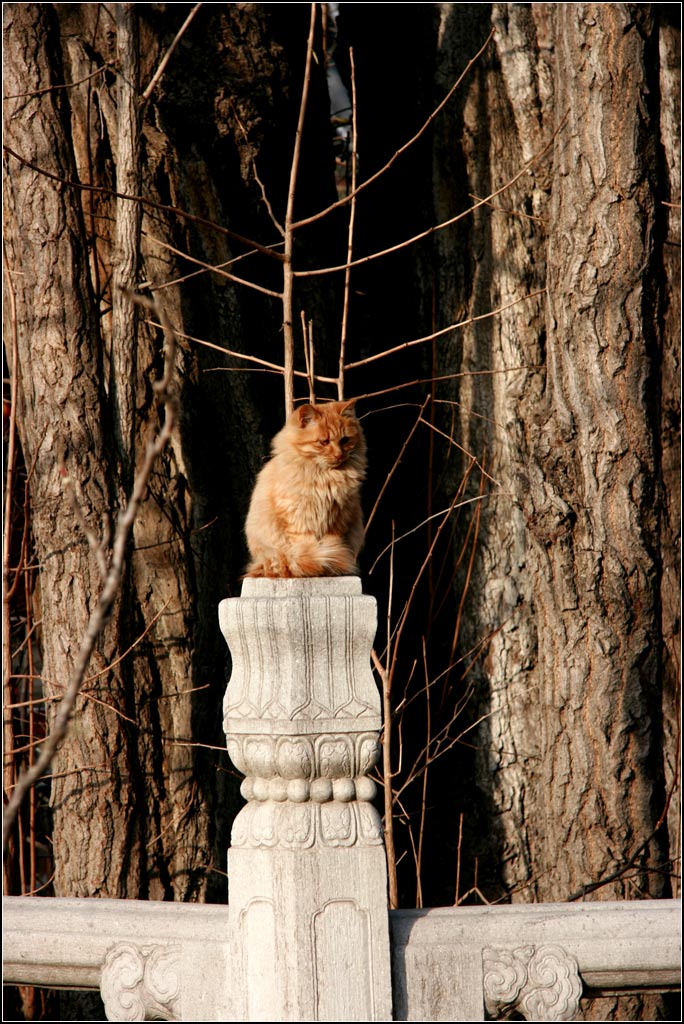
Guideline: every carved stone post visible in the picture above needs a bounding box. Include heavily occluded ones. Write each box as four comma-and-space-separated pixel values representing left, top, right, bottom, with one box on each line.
218, 577, 392, 1022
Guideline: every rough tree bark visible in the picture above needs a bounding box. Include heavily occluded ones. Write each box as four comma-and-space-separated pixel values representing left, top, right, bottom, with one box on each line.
430, 2, 680, 1016
3, 1, 338, 914
436, 0, 679, 901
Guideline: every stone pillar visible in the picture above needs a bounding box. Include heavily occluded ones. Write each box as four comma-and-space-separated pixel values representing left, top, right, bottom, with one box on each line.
218, 577, 393, 1023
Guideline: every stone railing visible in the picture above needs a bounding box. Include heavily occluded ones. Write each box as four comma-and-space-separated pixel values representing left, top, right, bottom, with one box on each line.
2, 897, 228, 1022
3, 578, 681, 1020
391, 899, 681, 1021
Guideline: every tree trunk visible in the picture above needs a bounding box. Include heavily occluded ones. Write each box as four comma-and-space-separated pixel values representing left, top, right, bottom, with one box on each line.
430, 2, 679, 1015
4, 2, 145, 899
3, 1, 338, 908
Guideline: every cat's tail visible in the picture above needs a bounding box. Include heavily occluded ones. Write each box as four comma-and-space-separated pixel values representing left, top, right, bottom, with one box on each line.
289, 536, 358, 577
244, 536, 358, 578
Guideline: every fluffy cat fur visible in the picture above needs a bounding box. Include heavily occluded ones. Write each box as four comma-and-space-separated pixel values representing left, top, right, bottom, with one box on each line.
244, 399, 366, 578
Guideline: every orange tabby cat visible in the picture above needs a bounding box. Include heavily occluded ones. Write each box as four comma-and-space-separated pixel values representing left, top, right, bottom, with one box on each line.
244, 400, 366, 578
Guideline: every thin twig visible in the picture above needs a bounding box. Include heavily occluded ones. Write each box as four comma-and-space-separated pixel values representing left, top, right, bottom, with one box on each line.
145, 791, 194, 849
2, 243, 20, 637
144, 318, 338, 383
4, 680, 137, 726
172, 740, 231, 752
282, 2, 318, 414
374, 643, 399, 910
2, 242, 21, 829
144, 234, 284, 292
62, 473, 109, 580
82, 597, 173, 683
415, 637, 432, 908
2, 145, 285, 262
468, 192, 544, 222
142, 4, 203, 102
353, 364, 538, 404
146, 234, 282, 299
374, 522, 399, 910
567, 771, 680, 902
291, 29, 496, 230
344, 289, 547, 371
365, 398, 429, 535
18, 872, 55, 898
449, 457, 487, 667
455, 812, 464, 905
301, 312, 316, 403
386, 491, 465, 690
338, 47, 358, 400
293, 113, 568, 276
3, 63, 108, 100
369, 494, 489, 576
229, 100, 285, 237
393, 710, 496, 803
419, 417, 499, 484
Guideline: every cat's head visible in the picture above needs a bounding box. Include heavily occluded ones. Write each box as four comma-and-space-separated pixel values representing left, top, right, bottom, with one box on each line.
280, 399, 366, 470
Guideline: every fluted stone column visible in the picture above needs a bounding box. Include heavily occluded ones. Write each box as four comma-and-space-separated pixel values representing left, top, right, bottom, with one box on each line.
218, 577, 392, 1022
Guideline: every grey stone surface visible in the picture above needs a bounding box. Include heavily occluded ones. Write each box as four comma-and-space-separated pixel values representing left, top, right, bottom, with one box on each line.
2, 896, 229, 1021
219, 576, 380, 737
3, 866, 681, 1021
220, 577, 393, 1021
391, 900, 681, 1021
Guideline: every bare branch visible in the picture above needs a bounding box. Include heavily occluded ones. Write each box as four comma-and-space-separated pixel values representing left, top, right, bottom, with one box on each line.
143, 318, 338, 383
418, 417, 499, 485
2, 145, 285, 262
301, 311, 316, 403
415, 637, 431, 907
291, 29, 496, 230
229, 100, 285, 237
142, 4, 203, 102
293, 113, 568, 278
468, 191, 544, 223
344, 289, 546, 371
144, 233, 284, 293
146, 234, 283, 299
352, 364, 538, 404
2, 245, 20, 660
3, 63, 108, 100
567, 772, 680, 902
282, 2, 318, 414
369, 494, 490, 577
338, 47, 358, 400
3, 244, 21, 831
455, 812, 464, 905
373, 643, 400, 911
364, 399, 429, 535
61, 472, 110, 580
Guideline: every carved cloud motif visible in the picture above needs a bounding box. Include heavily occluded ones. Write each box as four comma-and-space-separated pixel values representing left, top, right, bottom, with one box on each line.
101, 942, 181, 1022
483, 944, 582, 1022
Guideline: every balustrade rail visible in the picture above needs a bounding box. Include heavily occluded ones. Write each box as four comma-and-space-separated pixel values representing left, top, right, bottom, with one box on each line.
3, 579, 680, 1021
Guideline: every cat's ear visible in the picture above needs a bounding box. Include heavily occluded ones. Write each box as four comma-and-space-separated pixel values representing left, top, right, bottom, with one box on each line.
338, 398, 358, 418
295, 404, 321, 428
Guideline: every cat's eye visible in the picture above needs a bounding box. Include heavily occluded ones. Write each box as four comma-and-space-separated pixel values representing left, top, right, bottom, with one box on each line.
340, 436, 350, 446
320, 438, 330, 446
